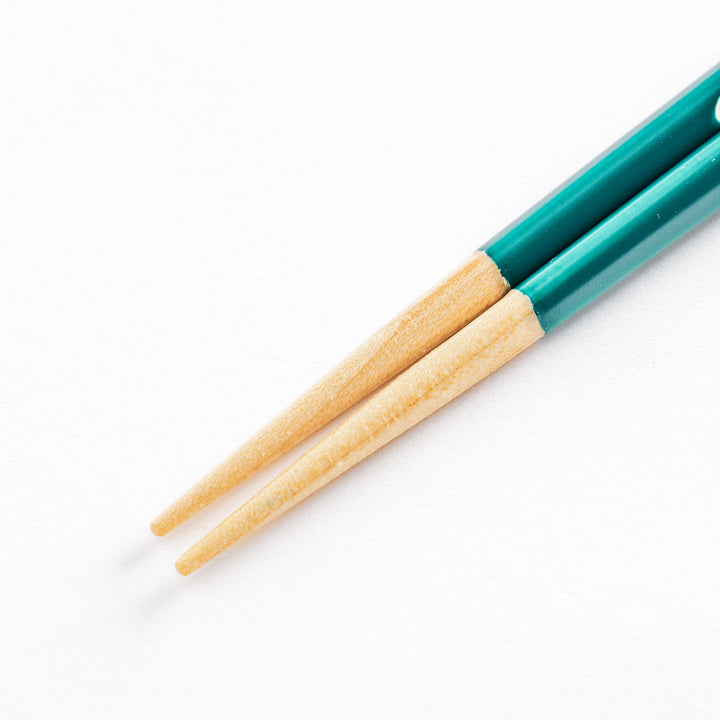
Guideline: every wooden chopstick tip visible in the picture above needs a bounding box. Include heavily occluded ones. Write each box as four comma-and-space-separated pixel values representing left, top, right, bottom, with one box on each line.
175, 542, 216, 575
149, 516, 171, 537
175, 556, 195, 576
149, 520, 163, 536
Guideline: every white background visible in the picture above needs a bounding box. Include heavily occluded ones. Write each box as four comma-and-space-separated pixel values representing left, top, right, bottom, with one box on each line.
1, 2, 719, 718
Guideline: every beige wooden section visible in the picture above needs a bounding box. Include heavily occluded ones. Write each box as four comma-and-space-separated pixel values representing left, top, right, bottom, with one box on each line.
176, 290, 544, 574
152, 251, 508, 536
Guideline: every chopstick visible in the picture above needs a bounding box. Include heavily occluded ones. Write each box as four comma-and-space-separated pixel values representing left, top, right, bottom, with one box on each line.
177, 130, 720, 574
151, 251, 509, 535
151, 64, 720, 537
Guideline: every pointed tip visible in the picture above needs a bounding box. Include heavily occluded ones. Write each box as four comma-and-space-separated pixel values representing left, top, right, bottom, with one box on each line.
150, 517, 169, 536
175, 549, 202, 575
175, 557, 193, 576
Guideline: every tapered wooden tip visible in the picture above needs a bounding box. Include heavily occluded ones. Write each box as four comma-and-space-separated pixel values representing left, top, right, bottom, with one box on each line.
175, 556, 195, 576
174, 290, 545, 574
175, 526, 238, 575
150, 458, 258, 537
152, 251, 509, 536
149, 519, 169, 537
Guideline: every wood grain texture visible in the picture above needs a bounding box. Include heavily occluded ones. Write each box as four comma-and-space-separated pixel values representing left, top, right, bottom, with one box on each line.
176, 289, 545, 574
151, 251, 508, 536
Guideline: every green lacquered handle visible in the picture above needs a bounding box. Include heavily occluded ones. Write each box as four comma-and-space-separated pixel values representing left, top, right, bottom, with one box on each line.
519, 132, 720, 332
483, 64, 720, 287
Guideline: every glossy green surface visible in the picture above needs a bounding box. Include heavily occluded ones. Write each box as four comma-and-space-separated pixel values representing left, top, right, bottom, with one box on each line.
519, 133, 720, 332
483, 64, 720, 287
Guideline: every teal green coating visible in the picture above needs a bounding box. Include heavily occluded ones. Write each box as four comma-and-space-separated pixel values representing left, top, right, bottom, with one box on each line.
483, 64, 720, 287
519, 133, 720, 332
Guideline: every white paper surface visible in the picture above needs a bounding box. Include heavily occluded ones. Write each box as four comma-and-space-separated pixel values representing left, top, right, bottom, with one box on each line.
1, 2, 719, 718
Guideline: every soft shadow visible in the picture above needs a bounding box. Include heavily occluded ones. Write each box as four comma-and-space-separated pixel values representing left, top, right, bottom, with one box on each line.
115, 537, 160, 568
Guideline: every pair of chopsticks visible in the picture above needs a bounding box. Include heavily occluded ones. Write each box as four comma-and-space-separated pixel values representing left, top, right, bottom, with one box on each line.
152, 64, 720, 575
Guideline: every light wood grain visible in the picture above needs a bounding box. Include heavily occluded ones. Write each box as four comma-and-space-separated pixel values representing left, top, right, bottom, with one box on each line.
151, 251, 508, 536
176, 289, 545, 574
